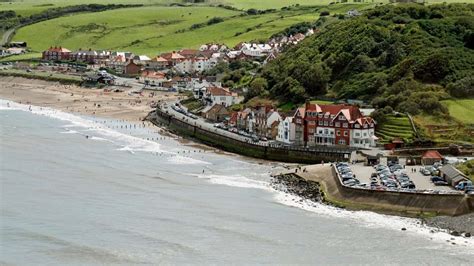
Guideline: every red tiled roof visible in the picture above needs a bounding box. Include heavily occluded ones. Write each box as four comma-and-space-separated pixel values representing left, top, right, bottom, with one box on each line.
151, 56, 168, 62
141, 70, 165, 79
422, 150, 444, 159
45, 46, 71, 53
207, 86, 232, 96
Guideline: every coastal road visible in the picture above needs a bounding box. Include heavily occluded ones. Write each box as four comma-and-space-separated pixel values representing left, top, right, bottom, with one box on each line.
160, 102, 270, 146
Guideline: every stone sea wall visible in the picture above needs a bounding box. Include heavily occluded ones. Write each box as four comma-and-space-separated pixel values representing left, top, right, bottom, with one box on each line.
147, 109, 352, 164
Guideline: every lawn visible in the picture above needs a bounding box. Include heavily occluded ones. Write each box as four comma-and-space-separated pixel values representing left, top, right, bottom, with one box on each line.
376, 114, 415, 143
441, 99, 474, 124
11, 3, 365, 57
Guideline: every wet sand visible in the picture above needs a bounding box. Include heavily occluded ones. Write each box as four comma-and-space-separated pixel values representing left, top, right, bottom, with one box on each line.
0, 76, 179, 122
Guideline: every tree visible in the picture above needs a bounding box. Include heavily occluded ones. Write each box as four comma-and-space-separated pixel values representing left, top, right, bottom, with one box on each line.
246, 77, 268, 100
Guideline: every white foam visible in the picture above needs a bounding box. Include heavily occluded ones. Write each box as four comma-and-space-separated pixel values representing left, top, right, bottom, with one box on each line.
0, 99, 177, 156
167, 155, 212, 165
193, 173, 270, 190
272, 190, 474, 250
60, 130, 78, 134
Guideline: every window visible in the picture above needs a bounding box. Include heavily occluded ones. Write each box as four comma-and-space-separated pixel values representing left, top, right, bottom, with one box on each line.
364, 124, 368, 128
319, 130, 323, 134
339, 115, 345, 120
324, 129, 328, 135
337, 130, 341, 136
318, 114, 323, 118
324, 121, 328, 126
344, 131, 348, 136
343, 123, 348, 128
355, 132, 360, 137
318, 121, 323, 126
335, 122, 340, 127
355, 124, 360, 128
330, 122, 333, 126
330, 131, 334, 135
363, 132, 367, 137
338, 139, 346, 145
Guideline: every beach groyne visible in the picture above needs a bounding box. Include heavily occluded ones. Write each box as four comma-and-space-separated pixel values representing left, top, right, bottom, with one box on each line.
146, 109, 352, 164
279, 165, 473, 217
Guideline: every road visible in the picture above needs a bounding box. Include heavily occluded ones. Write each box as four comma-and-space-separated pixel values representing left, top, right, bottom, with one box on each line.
1, 27, 17, 46
160, 101, 271, 146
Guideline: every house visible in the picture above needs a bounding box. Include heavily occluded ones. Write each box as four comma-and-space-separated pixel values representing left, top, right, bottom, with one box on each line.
42, 46, 71, 61
229, 112, 238, 127
124, 60, 141, 75
148, 56, 168, 69
236, 108, 251, 130
140, 70, 166, 87
439, 165, 469, 187
160, 51, 185, 67
69, 49, 111, 64
277, 116, 296, 145
203, 104, 229, 122
133, 55, 151, 65
421, 150, 444, 165
289, 102, 376, 148
255, 105, 273, 137
204, 86, 240, 107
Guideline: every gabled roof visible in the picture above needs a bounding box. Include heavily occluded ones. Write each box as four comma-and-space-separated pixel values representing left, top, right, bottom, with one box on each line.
207, 86, 233, 96
141, 70, 165, 79
440, 164, 467, 179
151, 56, 168, 62
205, 104, 229, 114
45, 46, 71, 53
422, 150, 444, 159
161, 52, 185, 60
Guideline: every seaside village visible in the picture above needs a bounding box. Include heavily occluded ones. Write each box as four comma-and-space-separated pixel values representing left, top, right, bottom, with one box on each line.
2, 27, 472, 196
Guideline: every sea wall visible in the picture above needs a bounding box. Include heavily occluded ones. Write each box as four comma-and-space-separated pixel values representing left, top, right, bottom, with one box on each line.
324, 166, 473, 216
146, 109, 352, 164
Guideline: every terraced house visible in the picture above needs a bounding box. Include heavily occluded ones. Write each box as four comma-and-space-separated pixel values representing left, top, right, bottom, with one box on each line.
290, 102, 377, 148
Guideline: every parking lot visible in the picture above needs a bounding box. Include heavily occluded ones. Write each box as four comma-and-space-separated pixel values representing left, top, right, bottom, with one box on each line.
350, 163, 455, 192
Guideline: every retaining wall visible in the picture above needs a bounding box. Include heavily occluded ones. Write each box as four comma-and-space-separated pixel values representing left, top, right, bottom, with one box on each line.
326, 166, 473, 216
147, 109, 352, 164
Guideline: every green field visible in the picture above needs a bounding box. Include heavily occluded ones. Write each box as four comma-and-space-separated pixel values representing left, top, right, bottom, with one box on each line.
10, 3, 365, 57
442, 99, 474, 124
376, 114, 415, 143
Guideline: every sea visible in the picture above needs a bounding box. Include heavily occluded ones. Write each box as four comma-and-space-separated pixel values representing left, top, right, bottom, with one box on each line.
1, 99, 473, 265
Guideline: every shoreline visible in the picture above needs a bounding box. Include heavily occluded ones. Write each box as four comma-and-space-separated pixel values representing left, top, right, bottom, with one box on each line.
2, 76, 472, 243
0, 76, 179, 122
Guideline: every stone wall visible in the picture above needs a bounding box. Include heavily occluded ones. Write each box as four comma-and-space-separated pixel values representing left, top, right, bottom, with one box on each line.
147, 109, 352, 164
327, 166, 473, 216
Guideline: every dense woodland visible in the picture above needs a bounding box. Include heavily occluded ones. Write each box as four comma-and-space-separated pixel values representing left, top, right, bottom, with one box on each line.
256, 4, 474, 119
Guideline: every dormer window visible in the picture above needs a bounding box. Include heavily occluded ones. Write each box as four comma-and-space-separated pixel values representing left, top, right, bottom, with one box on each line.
355, 124, 360, 128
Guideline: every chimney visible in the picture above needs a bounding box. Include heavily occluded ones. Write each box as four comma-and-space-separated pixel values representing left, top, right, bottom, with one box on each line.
305, 99, 311, 110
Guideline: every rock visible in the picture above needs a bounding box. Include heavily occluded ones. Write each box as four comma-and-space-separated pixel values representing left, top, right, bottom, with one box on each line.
464, 232, 471, 238
401, 228, 407, 231
450, 231, 461, 237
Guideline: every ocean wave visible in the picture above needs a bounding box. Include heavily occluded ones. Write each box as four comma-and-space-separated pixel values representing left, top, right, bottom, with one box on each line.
190, 169, 474, 250
167, 155, 212, 165
193, 173, 270, 190
0, 99, 169, 155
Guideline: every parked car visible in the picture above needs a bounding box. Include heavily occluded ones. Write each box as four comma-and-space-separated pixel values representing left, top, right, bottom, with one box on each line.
430, 176, 444, 182
455, 180, 473, 191
420, 168, 431, 176
433, 181, 449, 186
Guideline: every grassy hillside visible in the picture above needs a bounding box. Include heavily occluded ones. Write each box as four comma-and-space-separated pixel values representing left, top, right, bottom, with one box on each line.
441, 99, 474, 124
10, 3, 365, 56
376, 114, 415, 143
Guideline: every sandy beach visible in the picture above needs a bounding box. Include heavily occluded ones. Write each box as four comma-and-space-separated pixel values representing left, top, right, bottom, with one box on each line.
0, 76, 179, 122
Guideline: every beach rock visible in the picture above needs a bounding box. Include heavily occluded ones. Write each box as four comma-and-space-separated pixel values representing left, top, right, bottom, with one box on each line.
450, 231, 460, 237
401, 228, 407, 231
464, 232, 471, 238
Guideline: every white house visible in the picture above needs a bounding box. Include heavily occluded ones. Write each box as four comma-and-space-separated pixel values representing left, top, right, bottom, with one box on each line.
350, 118, 377, 148
277, 117, 296, 144
204, 86, 241, 107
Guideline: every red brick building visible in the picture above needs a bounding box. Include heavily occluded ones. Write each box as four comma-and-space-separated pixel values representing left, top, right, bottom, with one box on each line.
293, 102, 376, 148
42, 46, 71, 61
